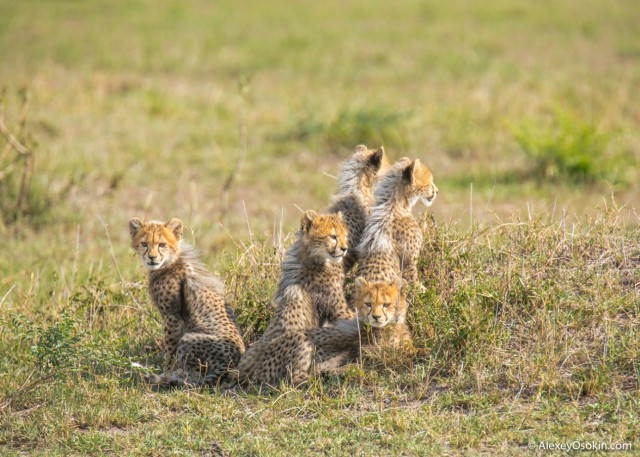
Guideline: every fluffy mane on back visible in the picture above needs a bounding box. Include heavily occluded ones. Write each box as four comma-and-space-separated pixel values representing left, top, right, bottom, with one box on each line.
333, 145, 386, 203
358, 158, 412, 252
278, 229, 305, 294
176, 242, 226, 294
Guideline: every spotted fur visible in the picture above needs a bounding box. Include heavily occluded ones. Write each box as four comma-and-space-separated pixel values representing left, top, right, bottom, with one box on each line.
358, 158, 438, 284
237, 210, 354, 386
129, 218, 245, 387
247, 278, 413, 384
329, 144, 389, 272
305, 278, 412, 369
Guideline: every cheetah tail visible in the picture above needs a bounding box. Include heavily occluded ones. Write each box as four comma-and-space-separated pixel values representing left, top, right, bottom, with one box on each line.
130, 363, 189, 387
131, 363, 232, 389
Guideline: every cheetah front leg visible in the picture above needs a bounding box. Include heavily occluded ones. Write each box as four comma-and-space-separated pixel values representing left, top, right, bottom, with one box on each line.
326, 290, 354, 323
401, 255, 419, 284
401, 256, 427, 292
161, 314, 185, 369
335, 299, 355, 321
399, 238, 422, 286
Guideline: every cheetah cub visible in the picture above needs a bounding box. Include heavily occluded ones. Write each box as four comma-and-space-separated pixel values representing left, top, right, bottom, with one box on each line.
129, 218, 245, 386
237, 210, 353, 386
305, 277, 412, 372
255, 278, 413, 383
329, 144, 389, 272
359, 158, 438, 284
353, 277, 411, 349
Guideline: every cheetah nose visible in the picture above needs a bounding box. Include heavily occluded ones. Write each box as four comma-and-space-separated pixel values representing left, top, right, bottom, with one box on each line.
372, 314, 381, 321
340, 247, 347, 254
148, 254, 157, 260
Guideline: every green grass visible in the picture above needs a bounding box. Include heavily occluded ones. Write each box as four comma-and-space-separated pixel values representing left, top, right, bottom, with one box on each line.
1, 0, 639, 455
1, 209, 638, 456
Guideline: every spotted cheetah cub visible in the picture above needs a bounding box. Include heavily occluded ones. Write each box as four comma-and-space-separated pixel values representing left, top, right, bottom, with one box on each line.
359, 158, 438, 284
237, 210, 353, 386
129, 218, 245, 386
353, 277, 411, 348
329, 144, 389, 272
306, 278, 412, 370
248, 278, 412, 383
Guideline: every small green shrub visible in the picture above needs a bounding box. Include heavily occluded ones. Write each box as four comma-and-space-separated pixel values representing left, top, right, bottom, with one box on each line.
323, 107, 412, 153
222, 241, 282, 343
1, 312, 129, 375
514, 111, 620, 183
286, 106, 412, 153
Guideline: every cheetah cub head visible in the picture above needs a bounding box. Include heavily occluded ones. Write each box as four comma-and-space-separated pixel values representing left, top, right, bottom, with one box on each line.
354, 277, 408, 328
129, 218, 183, 271
300, 210, 349, 263
399, 158, 439, 208
339, 144, 390, 194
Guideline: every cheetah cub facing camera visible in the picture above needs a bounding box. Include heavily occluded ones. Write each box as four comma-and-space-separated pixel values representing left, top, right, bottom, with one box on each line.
129, 218, 245, 387
329, 144, 389, 272
306, 277, 412, 369
253, 278, 413, 382
236, 210, 354, 386
353, 277, 411, 349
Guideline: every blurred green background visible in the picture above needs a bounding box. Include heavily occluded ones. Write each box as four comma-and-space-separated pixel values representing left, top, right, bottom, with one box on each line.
2, 0, 638, 264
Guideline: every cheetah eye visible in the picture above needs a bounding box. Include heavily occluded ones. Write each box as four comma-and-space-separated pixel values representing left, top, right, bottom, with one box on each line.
383, 303, 391, 308
141, 242, 148, 248
330, 235, 337, 241
364, 302, 372, 308
159, 243, 167, 248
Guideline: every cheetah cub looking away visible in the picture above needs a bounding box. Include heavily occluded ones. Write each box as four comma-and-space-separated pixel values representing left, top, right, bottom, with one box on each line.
329, 144, 389, 272
129, 218, 245, 387
359, 158, 438, 285
237, 210, 353, 386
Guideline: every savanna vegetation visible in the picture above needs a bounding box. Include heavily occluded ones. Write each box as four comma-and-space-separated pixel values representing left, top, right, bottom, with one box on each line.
1, 0, 639, 455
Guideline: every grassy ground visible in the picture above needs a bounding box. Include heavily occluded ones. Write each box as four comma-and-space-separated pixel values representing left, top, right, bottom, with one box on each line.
1, 0, 639, 455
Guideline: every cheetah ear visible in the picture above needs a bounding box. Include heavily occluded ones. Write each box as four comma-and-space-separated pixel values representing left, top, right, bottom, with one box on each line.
353, 144, 368, 153
166, 218, 184, 240
354, 277, 368, 295
335, 211, 343, 222
402, 159, 417, 183
370, 146, 385, 170
301, 210, 318, 233
129, 218, 144, 238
